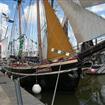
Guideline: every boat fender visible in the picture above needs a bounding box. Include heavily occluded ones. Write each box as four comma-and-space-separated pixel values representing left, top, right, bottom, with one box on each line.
32, 84, 42, 94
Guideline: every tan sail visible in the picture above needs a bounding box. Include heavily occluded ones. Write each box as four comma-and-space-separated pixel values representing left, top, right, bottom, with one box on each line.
58, 0, 105, 43
43, 0, 75, 60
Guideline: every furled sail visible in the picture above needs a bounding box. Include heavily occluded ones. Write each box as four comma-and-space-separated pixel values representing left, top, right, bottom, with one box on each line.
1, 37, 8, 58
58, 0, 105, 43
43, 0, 75, 60
79, 0, 105, 8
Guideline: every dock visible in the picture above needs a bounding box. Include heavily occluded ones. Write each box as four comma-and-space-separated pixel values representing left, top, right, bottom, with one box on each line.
96, 64, 105, 74
0, 70, 44, 105
84, 64, 105, 75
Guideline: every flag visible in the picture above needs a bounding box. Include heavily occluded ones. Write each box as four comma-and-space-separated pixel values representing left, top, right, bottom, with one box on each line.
2, 12, 14, 23
2, 13, 7, 17
8, 19, 14, 23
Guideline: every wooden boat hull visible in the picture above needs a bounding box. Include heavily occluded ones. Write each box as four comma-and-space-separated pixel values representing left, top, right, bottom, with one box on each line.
20, 70, 81, 92
2, 60, 81, 92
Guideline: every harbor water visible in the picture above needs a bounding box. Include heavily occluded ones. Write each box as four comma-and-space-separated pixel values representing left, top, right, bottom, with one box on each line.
33, 75, 105, 105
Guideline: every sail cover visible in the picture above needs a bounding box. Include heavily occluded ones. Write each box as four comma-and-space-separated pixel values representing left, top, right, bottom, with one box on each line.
79, 0, 105, 8
1, 37, 8, 58
43, 0, 75, 60
58, 0, 105, 43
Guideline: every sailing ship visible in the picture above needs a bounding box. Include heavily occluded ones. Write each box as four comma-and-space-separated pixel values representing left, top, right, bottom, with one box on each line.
1, 0, 81, 92
1, 0, 105, 92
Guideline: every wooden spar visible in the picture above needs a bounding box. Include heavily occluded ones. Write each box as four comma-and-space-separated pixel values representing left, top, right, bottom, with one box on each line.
18, 0, 22, 35
18, 0, 23, 56
37, 0, 42, 62
79, 0, 105, 8
63, 18, 68, 36
0, 14, 2, 41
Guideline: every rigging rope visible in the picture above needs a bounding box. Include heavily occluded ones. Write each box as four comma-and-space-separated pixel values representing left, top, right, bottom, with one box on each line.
8, 2, 18, 55
23, 0, 32, 34
51, 64, 61, 105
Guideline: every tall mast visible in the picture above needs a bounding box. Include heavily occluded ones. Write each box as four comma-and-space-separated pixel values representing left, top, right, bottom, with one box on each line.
18, 0, 23, 57
37, 0, 42, 62
18, 0, 22, 35
0, 14, 2, 41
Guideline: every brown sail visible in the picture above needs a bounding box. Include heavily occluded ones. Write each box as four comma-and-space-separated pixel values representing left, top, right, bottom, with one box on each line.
43, 0, 75, 60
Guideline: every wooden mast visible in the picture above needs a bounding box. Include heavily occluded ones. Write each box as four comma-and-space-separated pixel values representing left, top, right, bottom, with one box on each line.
18, 0, 24, 57
18, 0, 22, 35
37, 0, 42, 62
18, 0, 22, 56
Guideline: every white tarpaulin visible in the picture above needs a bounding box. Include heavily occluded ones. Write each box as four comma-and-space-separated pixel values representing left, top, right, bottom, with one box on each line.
1, 37, 8, 58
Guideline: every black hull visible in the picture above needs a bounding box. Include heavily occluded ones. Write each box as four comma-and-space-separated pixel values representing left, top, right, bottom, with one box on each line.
20, 69, 81, 92
2, 63, 81, 92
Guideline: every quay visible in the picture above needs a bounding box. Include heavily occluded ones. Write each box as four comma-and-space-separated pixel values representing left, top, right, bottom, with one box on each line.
0, 69, 44, 105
